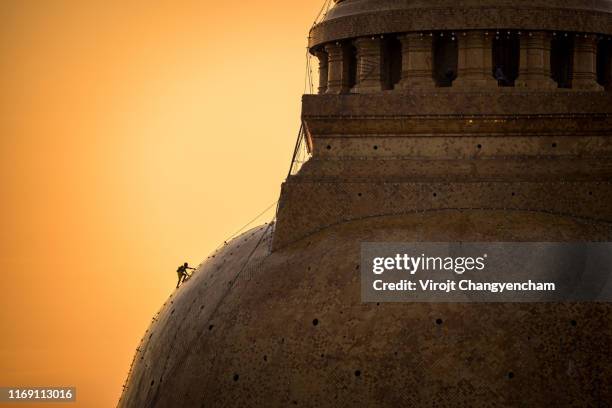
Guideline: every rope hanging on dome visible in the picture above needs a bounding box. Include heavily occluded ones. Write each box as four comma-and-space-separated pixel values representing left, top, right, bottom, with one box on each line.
304, 0, 334, 95
304, 48, 314, 94
228, 5, 330, 256
312, 0, 333, 28
222, 201, 278, 246
288, 123, 304, 176
287, 123, 312, 177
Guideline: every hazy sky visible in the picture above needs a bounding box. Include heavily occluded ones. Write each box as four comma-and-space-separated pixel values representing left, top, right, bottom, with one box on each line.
0, 1, 324, 406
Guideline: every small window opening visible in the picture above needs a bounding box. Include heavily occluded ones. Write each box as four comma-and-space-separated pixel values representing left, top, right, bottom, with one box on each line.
433, 34, 458, 87
493, 35, 520, 87
551, 36, 574, 88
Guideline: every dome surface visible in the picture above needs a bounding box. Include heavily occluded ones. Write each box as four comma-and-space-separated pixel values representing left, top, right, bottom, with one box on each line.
119, 212, 612, 407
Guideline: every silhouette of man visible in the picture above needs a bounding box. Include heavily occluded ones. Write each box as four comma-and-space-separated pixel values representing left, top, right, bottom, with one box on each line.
495, 66, 508, 85
176, 262, 195, 288
445, 68, 455, 82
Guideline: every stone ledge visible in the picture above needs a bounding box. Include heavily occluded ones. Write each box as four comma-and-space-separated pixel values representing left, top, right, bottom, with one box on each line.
293, 157, 612, 182
310, 6, 612, 48
273, 180, 612, 249
302, 92, 612, 117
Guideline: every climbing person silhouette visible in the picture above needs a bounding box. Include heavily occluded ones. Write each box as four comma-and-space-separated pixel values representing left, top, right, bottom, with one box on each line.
176, 262, 196, 288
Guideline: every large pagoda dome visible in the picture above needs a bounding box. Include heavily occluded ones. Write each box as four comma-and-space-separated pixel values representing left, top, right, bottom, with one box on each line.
119, 0, 612, 406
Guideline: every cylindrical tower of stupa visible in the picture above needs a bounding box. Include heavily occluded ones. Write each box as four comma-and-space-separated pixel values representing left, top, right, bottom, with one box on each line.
119, 1, 612, 406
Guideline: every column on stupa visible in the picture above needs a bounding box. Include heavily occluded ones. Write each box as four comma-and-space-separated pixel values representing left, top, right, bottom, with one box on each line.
454, 31, 498, 89
573, 34, 604, 91
606, 49, 612, 92
315, 49, 329, 94
397, 33, 436, 90
352, 37, 384, 93
516, 31, 557, 89
605, 42, 612, 92
325, 43, 350, 94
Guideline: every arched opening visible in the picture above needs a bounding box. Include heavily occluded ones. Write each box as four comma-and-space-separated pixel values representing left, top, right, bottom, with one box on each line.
551, 36, 574, 88
382, 37, 402, 90
596, 40, 611, 88
492, 34, 520, 87
345, 44, 358, 90
433, 34, 458, 87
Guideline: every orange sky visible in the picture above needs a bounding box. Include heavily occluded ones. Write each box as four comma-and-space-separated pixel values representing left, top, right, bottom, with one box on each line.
0, 1, 323, 406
